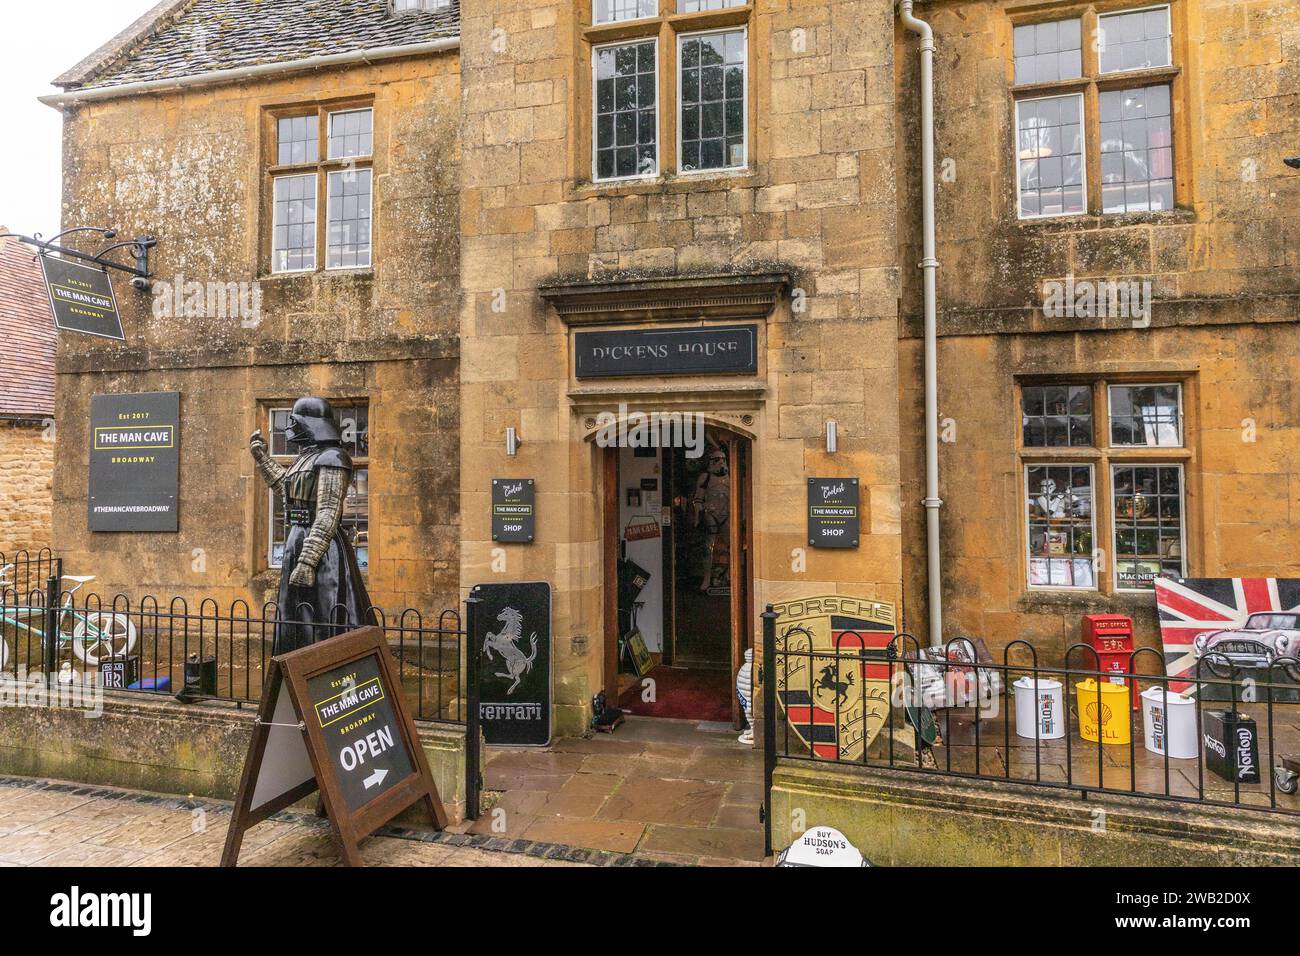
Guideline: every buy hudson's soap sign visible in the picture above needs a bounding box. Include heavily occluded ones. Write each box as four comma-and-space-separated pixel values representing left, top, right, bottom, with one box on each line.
89, 392, 180, 532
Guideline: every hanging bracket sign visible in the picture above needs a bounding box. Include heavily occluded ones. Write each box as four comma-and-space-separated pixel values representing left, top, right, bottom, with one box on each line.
221, 627, 446, 867
40, 255, 125, 340
808, 477, 860, 548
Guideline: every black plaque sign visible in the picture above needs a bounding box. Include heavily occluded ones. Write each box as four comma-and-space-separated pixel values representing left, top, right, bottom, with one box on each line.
39, 255, 125, 341
574, 324, 758, 378
89, 392, 180, 532
492, 478, 536, 543
306, 652, 416, 815
808, 477, 860, 549
473, 581, 552, 746
222, 627, 445, 867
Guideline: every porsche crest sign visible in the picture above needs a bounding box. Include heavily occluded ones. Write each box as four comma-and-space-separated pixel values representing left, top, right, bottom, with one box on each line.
773, 595, 897, 760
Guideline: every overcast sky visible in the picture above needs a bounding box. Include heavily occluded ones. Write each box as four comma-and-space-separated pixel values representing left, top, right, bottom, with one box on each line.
0, 1, 161, 236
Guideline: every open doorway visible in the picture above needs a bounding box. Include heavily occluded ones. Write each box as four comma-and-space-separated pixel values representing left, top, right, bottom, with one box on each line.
603, 425, 752, 729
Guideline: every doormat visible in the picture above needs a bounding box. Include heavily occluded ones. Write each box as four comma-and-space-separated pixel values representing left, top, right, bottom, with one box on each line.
618, 665, 732, 723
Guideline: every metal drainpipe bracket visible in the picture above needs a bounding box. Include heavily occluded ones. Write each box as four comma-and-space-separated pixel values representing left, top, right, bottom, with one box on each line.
923, 497, 944, 509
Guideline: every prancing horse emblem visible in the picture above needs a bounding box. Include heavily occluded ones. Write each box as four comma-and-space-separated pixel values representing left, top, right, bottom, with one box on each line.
483, 606, 539, 695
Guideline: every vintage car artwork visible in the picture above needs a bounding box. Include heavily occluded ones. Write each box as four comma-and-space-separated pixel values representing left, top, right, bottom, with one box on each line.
1193, 612, 1300, 671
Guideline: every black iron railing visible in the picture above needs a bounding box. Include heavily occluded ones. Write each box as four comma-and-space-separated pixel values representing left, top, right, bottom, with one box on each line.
760, 606, 1300, 829
0, 583, 467, 725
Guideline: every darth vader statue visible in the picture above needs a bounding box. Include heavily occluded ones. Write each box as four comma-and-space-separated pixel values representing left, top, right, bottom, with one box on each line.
250, 397, 374, 654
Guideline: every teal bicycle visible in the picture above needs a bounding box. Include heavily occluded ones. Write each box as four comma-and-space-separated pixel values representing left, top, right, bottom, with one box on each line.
0, 565, 137, 673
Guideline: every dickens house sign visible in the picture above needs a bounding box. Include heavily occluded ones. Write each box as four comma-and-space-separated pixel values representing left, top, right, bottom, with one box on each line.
575, 324, 758, 378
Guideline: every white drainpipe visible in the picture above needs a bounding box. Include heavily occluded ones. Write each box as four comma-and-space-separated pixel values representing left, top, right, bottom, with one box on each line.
899, 0, 944, 647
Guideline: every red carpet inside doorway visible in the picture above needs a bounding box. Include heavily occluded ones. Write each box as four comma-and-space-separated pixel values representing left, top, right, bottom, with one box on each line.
618, 665, 733, 723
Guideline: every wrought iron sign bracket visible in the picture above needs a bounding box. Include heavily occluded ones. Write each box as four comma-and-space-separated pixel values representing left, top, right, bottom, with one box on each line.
0, 226, 158, 291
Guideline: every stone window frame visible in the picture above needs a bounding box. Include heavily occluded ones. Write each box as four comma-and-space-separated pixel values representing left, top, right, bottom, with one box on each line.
578, 0, 754, 185
259, 400, 372, 576
1007, 1, 1186, 222
1017, 374, 1195, 596
262, 98, 376, 277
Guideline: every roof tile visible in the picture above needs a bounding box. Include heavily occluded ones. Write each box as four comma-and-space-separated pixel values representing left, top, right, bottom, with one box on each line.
0, 233, 57, 419
61, 0, 459, 90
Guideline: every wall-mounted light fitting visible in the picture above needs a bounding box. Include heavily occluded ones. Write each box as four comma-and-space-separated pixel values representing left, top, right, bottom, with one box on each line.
825, 420, 838, 454
506, 427, 521, 457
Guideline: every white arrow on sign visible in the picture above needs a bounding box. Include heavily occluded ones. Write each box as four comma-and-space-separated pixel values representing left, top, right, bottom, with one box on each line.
363, 768, 389, 790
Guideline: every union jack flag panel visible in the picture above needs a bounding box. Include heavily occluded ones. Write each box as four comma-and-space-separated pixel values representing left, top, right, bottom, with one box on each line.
1154, 578, 1300, 693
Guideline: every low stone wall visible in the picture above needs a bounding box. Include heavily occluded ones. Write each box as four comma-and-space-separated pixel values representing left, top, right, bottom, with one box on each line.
0, 691, 469, 823
771, 762, 1300, 866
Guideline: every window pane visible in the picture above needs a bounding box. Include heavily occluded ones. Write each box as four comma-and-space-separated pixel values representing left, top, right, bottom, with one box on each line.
1113, 464, 1183, 590
326, 168, 373, 269
1108, 383, 1182, 447
1013, 18, 1083, 84
1098, 84, 1174, 213
1027, 464, 1096, 588
678, 0, 744, 10
328, 108, 374, 160
1016, 94, 1085, 218
1099, 5, 1172, 74
681, 30, 746, 172
594, 0, 657, 23
1022, 384, 1093, 447
594, 40, 658, 180
272, 174, 317, 272
277, 115, 319, 166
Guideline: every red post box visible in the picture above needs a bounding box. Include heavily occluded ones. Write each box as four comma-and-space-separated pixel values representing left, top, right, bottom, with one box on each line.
1082, 614, 1138, 710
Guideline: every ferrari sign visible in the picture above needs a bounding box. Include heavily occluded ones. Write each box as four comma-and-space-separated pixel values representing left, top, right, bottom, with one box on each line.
773, 595, 897, 760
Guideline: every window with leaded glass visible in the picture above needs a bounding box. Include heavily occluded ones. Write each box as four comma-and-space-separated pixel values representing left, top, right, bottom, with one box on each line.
1109, 383, 1182, 447
1112, 464, 1184, 590
1022, 383, 1093, 447
1026, 464, 1096, 589
1015, 94, 1086, 218
593, 40, 658, 181
1012, 18, 1082, 85
679, 29, 747, 173
1098, 5, 1172, 75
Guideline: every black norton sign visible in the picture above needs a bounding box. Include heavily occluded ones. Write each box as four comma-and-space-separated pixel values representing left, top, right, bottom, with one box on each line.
574, 324, 758, 378
808, 477, 860, 549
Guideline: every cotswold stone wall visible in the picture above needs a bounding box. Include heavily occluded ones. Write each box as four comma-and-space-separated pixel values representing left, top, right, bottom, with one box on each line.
458, 0, 903, 732
53, 53, 462, 613
895, 0, 1300, 657
0, 421, 53, 556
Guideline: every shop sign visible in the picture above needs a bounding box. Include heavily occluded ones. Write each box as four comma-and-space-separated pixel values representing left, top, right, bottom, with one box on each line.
574, 324, 758, 378
89, 392, 180, 532
473, 581, 552, 747
492, 478, 535, 543
40, 254, 125, 340
807, 477, 860, 548
222, 627, 446, 867
777, 826, 870, 867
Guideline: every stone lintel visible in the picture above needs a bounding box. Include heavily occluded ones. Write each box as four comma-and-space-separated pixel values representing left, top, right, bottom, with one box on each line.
540, 271, 791, 327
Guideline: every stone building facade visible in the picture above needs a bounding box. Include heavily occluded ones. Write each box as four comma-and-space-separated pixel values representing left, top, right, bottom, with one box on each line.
0, 232, 56, 557
897, 0, 1300, 661
42, 0, 1298, 736
47, 2, 462, 611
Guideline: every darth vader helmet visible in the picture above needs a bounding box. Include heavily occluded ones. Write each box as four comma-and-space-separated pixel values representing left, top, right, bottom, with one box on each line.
285, 396, 343, 447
